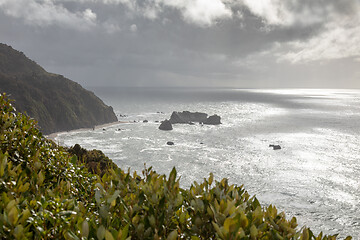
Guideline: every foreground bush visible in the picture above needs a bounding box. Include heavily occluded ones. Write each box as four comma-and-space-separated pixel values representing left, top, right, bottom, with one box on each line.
67, 144, 117, 176
0, 93, 351, 239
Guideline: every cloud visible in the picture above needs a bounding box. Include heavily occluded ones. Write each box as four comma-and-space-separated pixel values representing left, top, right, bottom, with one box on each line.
281, 23, 360, 63
105, 0, 233, 26
224, 0, 360, 63
129, 23, 137, 32
57, 0, 233, 27
162, 0, 232, 26
277, 2, 360, 63
235, 0, 359, 27
239, 0, 293, 26
2, 0, 359, 66
102, 21, 121, 33
0, 0, 97, 30
0, 0, 233, 29
82, 8, 97, 22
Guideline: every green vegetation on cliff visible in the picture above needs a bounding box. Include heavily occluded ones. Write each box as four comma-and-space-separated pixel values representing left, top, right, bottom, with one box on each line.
0, 43, 117, 134
0, 93, 351, 239
67, 143, 118, 177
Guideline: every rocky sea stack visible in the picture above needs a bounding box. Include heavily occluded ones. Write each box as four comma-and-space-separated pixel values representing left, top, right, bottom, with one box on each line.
159, 111, 221, 130
159, 119, 173, 130
170, 111, 208, 124
203, 114, 221, 125
0, 43, 117, 134
169, 111, 221, 125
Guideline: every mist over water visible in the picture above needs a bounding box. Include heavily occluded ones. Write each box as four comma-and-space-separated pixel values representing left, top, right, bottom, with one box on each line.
56, 88, 360, 238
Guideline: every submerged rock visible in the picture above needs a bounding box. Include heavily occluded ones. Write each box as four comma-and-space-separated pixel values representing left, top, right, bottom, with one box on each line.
159, 120, 173, 130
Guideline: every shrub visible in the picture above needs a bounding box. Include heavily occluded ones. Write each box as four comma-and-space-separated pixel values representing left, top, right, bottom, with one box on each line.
67, 143, 117, 176
0, 93, 352, 239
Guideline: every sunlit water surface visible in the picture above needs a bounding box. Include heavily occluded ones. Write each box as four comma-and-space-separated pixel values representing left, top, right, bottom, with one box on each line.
55, 88, 360, 238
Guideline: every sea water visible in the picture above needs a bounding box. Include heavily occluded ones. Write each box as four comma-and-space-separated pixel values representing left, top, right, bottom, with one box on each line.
55, 88, 360, 238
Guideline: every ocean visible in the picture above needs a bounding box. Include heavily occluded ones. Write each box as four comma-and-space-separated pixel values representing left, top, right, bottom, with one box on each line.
55, 88, 360, 238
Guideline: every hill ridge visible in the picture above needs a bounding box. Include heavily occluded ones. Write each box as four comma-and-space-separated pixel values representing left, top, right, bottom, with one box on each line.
0, 43, 117, 134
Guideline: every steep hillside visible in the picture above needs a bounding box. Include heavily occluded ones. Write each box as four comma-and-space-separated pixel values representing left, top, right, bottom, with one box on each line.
0, 43, 117, 134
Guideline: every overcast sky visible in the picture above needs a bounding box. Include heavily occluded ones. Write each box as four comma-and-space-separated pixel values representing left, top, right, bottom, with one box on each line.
0, 0, 359, 88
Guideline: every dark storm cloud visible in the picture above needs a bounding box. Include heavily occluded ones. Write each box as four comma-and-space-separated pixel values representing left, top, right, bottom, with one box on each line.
0, 0, 359, 88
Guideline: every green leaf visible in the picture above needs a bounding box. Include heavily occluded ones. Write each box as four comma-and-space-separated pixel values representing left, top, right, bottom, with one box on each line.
168, 167, 177, 184
250, 225, 258, 239
65, 231, 80, 240
0, 151, 7, 177
179, 212, 186, 224
149, 215, 156, 228
59, 211, 77, 216
38, 171, 45, 186
18, 209, 31, 224
95, 190, 102, 204
107, 190, 121, 204
212, 221, 224, 239
302, 228, 309, 240
97, 225, 106, 240
19, 182, 30, 192
70, 155, 77, 164
81, 220, 89, 238
209, 172, 214, 186
223, 218, 232, 234
166, 229, 178, 240
13, 225, 24, 239
8, 206, 19, 225
118, 224, 129, 240
100, 205, 109, 219
105, 230, 114, 240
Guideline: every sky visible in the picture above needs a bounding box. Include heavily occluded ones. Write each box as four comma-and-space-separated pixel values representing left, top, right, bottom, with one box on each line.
0, 0, 359, 88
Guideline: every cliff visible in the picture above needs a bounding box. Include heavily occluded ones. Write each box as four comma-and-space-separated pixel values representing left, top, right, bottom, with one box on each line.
0, 43, 117, 134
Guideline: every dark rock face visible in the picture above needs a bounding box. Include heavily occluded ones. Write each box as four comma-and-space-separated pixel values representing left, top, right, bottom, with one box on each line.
269, 144, 281, 150
170, 111, 208, 124
0, 43, 118, 134
159, 120, 173, 130
203, 115, 221, 125
169, 111, 221, 125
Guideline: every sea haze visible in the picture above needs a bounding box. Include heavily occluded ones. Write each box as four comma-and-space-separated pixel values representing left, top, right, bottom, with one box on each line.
56, 88, 360, 238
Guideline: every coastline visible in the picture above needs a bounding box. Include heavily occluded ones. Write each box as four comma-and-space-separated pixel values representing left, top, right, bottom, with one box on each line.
46, 121, 127, 142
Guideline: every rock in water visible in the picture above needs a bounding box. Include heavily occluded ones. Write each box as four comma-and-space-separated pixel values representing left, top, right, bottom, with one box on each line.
167, 141, 174, 145
159, 120, 173, 130
203, 114, 221, 125
269, 144, 281, 150
170, 111, 208, 124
